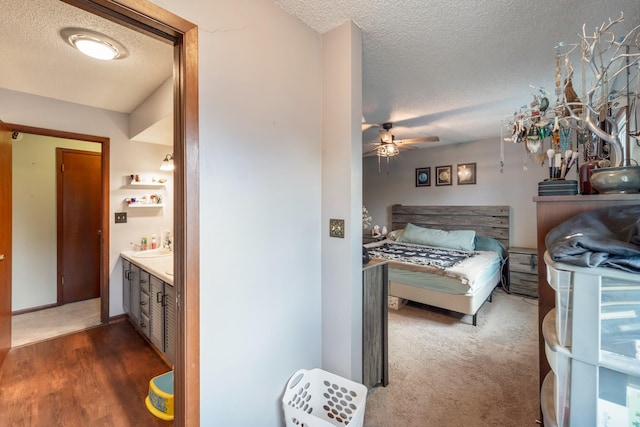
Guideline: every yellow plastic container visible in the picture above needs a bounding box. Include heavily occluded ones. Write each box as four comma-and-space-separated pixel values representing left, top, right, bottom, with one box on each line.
145, 371, 174, 421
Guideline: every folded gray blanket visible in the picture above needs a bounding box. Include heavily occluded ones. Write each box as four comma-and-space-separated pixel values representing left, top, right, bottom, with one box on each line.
545, 205, 640, 272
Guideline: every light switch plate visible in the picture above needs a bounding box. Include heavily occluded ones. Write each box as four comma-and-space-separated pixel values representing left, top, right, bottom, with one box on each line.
115, 212, 127, 223
329, 218, 345, 238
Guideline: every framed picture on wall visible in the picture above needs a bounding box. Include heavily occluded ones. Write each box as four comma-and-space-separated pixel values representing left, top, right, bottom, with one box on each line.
435, 165, 452, 186
415, 167, 430, 187
457, 163, 476, 185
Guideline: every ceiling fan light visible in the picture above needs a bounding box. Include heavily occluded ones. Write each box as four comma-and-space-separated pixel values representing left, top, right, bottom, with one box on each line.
377, 143, 399, 157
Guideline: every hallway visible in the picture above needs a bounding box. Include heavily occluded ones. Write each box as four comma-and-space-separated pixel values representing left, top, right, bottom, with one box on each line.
12, 298, 101, 347
0, 321, 172, 426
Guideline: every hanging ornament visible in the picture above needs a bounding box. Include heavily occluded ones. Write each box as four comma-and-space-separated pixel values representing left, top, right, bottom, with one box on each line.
526, 125, 541, 153
555, 48, 563, 100
560, 128, 572, 152
540, 97, 549, 113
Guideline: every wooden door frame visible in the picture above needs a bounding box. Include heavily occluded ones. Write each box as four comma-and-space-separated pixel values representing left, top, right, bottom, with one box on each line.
0, 122, 13, 366
58, 1, 200, 425
8, 125, 110, 324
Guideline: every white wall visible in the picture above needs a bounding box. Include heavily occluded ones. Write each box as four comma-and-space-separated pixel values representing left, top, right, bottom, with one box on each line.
12, 134, 100, 311
5, 0, 361, 424
149, 0, 326, 424
321, 21, 363, 381
363, 138, 550, 248
1, 88, 174, 316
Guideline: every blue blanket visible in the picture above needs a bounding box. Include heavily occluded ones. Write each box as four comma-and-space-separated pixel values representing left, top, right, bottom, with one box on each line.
545, 205, 640, 272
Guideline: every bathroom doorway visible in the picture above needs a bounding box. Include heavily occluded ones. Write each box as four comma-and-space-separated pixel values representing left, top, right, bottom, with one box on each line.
56, 148, 101, 305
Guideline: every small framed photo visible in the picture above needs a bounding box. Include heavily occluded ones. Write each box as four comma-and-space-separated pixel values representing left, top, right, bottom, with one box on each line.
415, 167, 430, 187
457, 163, 477, 185
435, 165, 452, 186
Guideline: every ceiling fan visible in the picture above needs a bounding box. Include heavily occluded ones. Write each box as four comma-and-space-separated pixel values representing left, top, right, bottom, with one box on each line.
363, 122, 439, 173
363, 122, 439, 157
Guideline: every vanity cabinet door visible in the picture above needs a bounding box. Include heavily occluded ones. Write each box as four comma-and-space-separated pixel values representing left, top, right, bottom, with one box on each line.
122, 259, 131, 315
150, 275, 164, 352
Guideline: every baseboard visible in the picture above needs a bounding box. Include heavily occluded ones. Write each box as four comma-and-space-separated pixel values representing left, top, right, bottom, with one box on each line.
108, 313, 128, 323
12, 303, 57, 316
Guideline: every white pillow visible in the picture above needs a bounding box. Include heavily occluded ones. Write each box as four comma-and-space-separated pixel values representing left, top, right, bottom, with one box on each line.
386, 229, 404, 241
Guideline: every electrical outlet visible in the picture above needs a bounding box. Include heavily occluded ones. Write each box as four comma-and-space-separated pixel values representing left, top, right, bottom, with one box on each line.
115, 212, 127, 223
329, 218, 345, 238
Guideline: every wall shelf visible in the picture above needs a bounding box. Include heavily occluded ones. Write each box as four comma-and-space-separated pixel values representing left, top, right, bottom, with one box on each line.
127, 203, 164, 208
124, 182, 166, 189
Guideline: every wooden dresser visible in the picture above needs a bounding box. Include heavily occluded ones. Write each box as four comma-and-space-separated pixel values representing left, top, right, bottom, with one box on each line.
534, 194, 640, 425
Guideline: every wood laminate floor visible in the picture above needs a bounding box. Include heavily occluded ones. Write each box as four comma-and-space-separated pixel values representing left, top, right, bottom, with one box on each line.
0, 320, 173, 426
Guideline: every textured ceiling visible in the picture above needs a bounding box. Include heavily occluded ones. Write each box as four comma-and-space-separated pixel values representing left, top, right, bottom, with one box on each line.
1, 0, 638, 152
0, 0, 173, 114
273, 0, 640, 152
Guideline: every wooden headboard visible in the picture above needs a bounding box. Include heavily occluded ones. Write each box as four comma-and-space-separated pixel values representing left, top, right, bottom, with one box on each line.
391, 205, 510, 249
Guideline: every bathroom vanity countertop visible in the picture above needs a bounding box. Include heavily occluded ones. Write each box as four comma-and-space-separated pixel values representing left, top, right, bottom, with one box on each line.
121, 250, 174, 285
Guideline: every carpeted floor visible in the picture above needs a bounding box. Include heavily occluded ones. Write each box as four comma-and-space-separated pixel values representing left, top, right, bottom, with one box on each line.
11, 298, 101, 347
364, 288, 540, 426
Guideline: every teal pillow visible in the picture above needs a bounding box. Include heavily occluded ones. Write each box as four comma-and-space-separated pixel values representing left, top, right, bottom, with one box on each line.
474, 235, 507, 260
396, 223, 476, 251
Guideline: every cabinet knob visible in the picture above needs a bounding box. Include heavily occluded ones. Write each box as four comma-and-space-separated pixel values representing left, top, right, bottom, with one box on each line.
0, 254, 4, 261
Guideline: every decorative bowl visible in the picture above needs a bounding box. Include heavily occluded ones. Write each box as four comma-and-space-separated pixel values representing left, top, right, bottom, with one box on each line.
590, 166, 640, 194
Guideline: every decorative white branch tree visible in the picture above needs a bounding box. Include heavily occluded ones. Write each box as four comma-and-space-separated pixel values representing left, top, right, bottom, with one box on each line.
563, 12, 640, 166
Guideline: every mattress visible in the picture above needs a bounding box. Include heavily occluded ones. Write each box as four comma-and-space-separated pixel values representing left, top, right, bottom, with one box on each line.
389, 254, 500, 295
367, 239, 502, 294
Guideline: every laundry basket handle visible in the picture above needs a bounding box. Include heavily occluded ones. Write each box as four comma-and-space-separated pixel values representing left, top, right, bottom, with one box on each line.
285, 369, 307, 390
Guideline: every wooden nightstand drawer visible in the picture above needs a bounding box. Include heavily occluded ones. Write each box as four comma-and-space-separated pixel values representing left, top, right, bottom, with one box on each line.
508, 247, 538, 298
509, 249, 537, 274
510, 271, 538, 297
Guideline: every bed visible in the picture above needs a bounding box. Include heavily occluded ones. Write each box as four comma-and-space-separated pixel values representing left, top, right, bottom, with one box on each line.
365, 205, 510, 325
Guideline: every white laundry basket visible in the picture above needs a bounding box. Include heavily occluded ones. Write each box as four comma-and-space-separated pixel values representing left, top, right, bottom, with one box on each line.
282, 368, 368, 427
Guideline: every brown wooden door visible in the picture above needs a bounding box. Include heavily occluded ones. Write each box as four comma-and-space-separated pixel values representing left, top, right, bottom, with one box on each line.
57, 149, 101, 304
0, 122, 12, 365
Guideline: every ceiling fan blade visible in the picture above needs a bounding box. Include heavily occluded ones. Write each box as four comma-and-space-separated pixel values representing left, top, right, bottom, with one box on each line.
397, 136, 440, 144
363, 146, 381, 156
362, 123, 380, 131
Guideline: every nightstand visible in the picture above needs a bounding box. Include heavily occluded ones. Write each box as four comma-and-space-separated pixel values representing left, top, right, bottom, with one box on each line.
363, 236, 384, 244
508, 247, 538, 298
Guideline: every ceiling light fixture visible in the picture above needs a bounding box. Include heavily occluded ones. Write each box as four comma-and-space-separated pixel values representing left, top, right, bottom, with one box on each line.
376, 142, 399, 174
160, 153, 175, 171
60, 28, 128, 60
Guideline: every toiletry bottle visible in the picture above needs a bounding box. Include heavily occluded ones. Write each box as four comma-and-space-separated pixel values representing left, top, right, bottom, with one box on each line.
151, 234, 157, 250
142, 237, 148, 251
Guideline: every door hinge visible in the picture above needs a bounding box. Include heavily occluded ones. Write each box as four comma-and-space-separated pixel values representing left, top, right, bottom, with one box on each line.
61, 164, 65, 172
176, 292, 181, 308
61, 276, 64, 286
